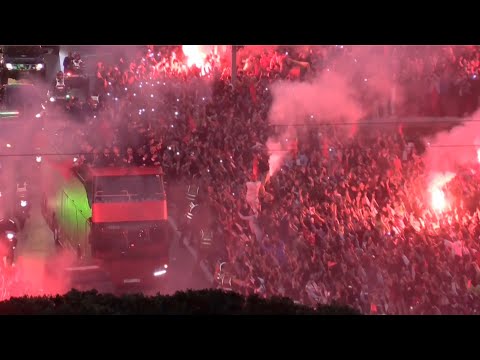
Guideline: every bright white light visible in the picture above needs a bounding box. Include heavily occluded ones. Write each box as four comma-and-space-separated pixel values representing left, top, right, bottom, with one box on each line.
153, 270, 167, 277
108, 82, 112, 86
114, 97, 118, 101
35, 113, 41, 118
73, 157, 78, 162
431, 187, 446, 212
174, 111, 179, 116
364, 78, 368, 82
164, 264, 168, 269
7, 233, 14, 240
6, 144, 11, 148
133, 93, 136, 96
125, 87, 128, 91
36, 63, 44, 71
152, 108, 155, 112
20, 200, 27, 207
176, 152, 180, 156
139, 85, 142, 88
220, 159, 223, 163
177, 98, 179, 102
6, 63, 13, 70
36, 156, 42, 163
49, 97, 55, 102
41, 104, 45, 110
167, 146, 172, 150
202, 97, 205, 101
163, 82, 166, 86
150, 94, 154, 98
107, 93, 110, 96
170, 125, 174, 128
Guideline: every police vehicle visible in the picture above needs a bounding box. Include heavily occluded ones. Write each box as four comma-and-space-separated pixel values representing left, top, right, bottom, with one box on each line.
0, 46, 48, 85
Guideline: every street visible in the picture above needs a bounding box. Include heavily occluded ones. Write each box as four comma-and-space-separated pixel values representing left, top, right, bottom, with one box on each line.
0, 46, 212, 297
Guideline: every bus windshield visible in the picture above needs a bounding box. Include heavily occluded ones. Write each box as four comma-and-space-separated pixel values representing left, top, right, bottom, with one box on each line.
93, 175, 165, 203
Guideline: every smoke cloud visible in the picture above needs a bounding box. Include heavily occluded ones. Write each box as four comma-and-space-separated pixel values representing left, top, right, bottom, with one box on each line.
423, 111, 480, 174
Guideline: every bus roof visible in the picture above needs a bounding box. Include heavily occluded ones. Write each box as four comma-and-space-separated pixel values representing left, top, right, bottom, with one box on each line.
88, 167, 163, 177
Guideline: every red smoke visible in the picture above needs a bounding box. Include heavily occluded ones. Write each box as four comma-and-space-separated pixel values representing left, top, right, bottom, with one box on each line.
2, 250, 77, 300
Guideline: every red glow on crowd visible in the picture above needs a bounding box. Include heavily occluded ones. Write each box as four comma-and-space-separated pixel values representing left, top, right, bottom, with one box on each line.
181, 45, 215, 76
429, 172, 455, 212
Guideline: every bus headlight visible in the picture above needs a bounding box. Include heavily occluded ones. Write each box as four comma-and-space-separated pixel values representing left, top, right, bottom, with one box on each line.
6, 63, 13, 70
35, 64, 44, 71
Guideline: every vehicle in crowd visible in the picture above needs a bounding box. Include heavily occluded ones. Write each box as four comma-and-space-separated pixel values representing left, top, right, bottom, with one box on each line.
14, 177, 30, 230
41, 163, 172, 291
0, 46, 48, 85
0, 218, 18, 267
48, 71, 71, 104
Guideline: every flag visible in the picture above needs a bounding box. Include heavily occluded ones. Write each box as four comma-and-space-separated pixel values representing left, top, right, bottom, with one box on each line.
188, 114, 197, 132
249, 83, 257, 104
252, 156, 259, 181
322, 140, 329, 158
288, 138, 298, 157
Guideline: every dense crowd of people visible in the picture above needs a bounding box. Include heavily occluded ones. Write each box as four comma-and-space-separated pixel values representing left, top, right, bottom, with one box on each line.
56, 45, 480, 314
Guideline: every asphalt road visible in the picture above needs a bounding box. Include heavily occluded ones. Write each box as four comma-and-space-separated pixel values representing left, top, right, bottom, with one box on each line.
0, 46, 212, 297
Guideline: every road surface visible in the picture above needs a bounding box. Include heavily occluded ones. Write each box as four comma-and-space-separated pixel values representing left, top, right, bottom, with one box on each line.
0, 46, 212, 297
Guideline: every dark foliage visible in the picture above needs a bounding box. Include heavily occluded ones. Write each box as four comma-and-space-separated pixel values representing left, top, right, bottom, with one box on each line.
0, 289, 360, 315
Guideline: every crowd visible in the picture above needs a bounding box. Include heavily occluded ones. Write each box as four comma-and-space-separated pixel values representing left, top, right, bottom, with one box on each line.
60, 45, 480, 314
